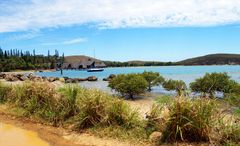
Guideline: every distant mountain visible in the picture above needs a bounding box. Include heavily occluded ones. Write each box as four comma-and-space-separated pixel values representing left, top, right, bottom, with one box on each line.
64, 53, 240, 67
64, 55, 101, 63
178, 54, 240, 65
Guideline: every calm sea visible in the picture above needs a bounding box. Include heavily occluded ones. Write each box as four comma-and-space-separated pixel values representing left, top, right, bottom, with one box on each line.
36, 65, 240, 84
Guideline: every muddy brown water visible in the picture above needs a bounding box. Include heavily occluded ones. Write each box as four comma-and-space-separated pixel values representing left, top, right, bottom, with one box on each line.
0, 122, 49, 146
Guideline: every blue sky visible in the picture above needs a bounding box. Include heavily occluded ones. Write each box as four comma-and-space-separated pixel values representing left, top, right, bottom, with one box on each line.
1, 0, 240, 62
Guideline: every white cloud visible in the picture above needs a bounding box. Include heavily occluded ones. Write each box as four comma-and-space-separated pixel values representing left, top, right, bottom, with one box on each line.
41, 37, 87, 46
1, 0, 240, 33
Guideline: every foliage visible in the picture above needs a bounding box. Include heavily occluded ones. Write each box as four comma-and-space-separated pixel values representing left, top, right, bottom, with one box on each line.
6, 82, 62, 125
162, 79, 187, 96
57, 85, 80, 120
74, 88, 143, 130
155, 95, 173, 106
224, 93, 240, 107
108, 74, 148, 99
190, 72, 237, 98
74, 88, 110, 129
0, 82, 11, 103
217, 115, 240, 145
160, 97, 217, 142
106, 99, 142, 129
140, 71, 165, 91
0, 48, 63, 71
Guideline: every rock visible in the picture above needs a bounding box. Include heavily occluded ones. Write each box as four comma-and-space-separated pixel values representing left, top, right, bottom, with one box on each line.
87, 76, 98, 81
18, 76, 28, 81
42, 76, 48, 81
27, 73, 34, 80
59, 78, 65, 82
0, 73, 6, 79
65, 78, 73, 83
48, 77, 56, 82
77, 78, 88, 82
103, 78, 108, 81
108, 74, 116, 79
5, 74, 19, 82
149, 131, 162, 143
103, 74, 116, 81
72, 78, 79, 83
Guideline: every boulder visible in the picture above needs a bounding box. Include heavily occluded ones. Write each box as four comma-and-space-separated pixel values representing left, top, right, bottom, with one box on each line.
103, 74, 116, 81
103, 78, 108, 81
0, 73, 6, 79
65, 78, 73, 83
108, 74, 116, 79
77, 78, 88, 82
59, 78, 65, 82
149, 131, 162, 143
18, 76, 28, 81
48, 77, 56, 82
27, 73, 35, 80
5, 74, 19, 82
87, 76, 98, 81
42, 76, 48, 81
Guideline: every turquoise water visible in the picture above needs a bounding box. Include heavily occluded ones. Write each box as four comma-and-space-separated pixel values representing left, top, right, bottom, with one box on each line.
36, 65, 240, 84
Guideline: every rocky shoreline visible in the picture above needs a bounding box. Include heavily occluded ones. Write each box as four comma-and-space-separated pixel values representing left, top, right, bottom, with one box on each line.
0, 72, 116, 84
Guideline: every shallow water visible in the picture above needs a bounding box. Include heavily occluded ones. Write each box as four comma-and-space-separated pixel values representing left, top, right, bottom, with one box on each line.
0, 122, 49, 146
36, 65, 240, 95
36, 65, 240, 84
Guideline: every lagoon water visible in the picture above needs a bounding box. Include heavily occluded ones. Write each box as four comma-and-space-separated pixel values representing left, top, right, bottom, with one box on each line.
36, 65, 240, 84
35, 65, 240, 95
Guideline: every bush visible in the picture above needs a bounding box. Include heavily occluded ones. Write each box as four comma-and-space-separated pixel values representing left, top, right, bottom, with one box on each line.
58, 85, 80, 120
224, 93, 240, 107
106, 99, 142, 129
6, 81, 61, 125
217, 115, 240, 145
140, 71, 165, 91
162, 79, 187, 96
74, 87, 144, 130
75, 88, 110, 129
190, 72, 236, 98
108, 74, 148, 99
161, 97, 217, 143
0, 82, 11, 103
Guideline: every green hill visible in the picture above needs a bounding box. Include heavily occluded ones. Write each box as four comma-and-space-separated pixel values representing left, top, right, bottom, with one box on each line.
178, 54, 240, 65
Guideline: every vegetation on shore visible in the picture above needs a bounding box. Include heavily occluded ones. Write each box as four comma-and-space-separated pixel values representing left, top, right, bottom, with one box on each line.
0, 48, 64, 71
0, 71, 240, 145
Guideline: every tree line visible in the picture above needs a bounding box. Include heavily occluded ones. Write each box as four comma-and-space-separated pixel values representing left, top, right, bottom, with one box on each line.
0, 48, 64, 72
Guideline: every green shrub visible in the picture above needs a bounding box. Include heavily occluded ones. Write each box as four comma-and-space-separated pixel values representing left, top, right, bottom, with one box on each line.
0, 82, 11, 103
75, 88, 111, 129
224, 93, 240, 107
6, 81, 61, 125
155, 95, 173, 106
108, 74, 148, 99
74, 87, 144, 131
58, 85, 80, 120
161, 97, 217, 143
140, 71, 165, 91
145, 104, 164, 135
106, 99, 142, 129
190, 72, 237, 98
162, 79, 187, 96
217, 115, 240, 145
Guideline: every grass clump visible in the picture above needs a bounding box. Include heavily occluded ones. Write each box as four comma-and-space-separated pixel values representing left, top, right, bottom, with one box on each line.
159, 97, 217, 143
74, 88, 110, 129
74, 88, 144, 131
217, 115, 240, 145
0, 82, 11, 103
57, 84, 80, 121
6, 81, 60, 124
